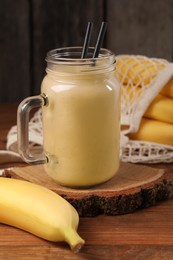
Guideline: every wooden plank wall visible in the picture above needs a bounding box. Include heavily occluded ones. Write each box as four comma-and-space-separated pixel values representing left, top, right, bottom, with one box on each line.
0, 0, 172, 103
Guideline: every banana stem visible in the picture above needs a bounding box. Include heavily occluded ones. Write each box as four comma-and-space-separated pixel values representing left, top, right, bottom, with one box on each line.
64, 228, 85, 253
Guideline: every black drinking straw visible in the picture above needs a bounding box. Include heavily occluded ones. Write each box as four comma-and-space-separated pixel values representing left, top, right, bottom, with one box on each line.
81, 22, 93, 58
93, 22, 107, 58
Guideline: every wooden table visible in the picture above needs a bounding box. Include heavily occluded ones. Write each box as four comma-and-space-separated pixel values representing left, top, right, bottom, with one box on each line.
0, 103, 173, 260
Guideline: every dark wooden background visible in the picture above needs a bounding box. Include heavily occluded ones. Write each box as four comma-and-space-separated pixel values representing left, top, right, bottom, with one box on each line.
0, 0, 173, 103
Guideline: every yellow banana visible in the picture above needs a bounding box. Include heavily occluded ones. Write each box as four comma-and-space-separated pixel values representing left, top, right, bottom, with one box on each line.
128, 118, 173, 146
160, 77, 173, 98
0, 177, 85, 253
144, 94, 173, 124
115, 55, 173, 99
122, 84, 173, 124
115, 55, 165, 86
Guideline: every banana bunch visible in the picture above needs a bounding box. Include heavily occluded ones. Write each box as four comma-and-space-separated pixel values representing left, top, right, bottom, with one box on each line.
128, 87, 173, 146
0, 177, 85, 253
115, 56, 173, 146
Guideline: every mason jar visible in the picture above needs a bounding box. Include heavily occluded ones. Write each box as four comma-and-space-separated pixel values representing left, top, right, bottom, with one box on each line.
17, 47, 121, 187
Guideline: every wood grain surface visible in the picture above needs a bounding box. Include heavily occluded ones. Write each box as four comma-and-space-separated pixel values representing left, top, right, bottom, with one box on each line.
5, 162, 173, 216
0, 202, 173, 259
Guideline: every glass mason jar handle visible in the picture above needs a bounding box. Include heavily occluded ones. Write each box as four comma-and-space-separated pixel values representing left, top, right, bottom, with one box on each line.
17, 94, 48, 165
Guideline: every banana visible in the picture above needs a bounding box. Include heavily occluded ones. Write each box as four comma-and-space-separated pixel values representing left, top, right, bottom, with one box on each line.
115, 55, 173, 147
0, 177, 85, 253
160, 77, 173, 98
115, 55, 165, 86
144, 94, 173, 124
128, 118, 173, 146
115, 55, 173, 98
121, 83, 173, 124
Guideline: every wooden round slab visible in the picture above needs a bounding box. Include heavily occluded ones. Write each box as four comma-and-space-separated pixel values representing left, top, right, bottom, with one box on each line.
3, 162, 173, 216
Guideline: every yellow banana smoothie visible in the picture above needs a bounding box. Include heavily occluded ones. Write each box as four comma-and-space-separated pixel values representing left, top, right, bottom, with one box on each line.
41, 47, 121, 187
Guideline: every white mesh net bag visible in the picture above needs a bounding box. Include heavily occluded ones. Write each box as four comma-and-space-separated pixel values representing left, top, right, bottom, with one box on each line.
6, 55, 173, 164
116, 55, 173, 163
